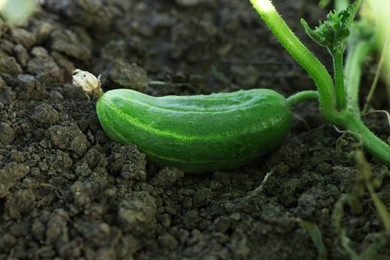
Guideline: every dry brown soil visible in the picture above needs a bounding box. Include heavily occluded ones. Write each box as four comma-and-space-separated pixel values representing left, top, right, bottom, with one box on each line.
0, 0, 389, 259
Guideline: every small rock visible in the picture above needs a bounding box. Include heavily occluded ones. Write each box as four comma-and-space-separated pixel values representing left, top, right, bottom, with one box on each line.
28, 47, 62, 82
193, 187, 213, 208
0, 39, 14, 54
31, 219, 46, 241
11, 28, 36, 49
18, 74, 36, 87
69, 1, 112, 33
213, 216, 230, 233
6, 188, 36, 219
49, 90, 64, 101
34, 21, 54, 44
0, 233, 17, 249
117, 192, 156, 234
0, 75, 7, 89
44, 1, 112, 33
32, 103, 59, 127
105, 61, 147, 91
0, 56, 22, 76
0, 163, 30, 198
158, 233, 178, 250
121, 235, 140, 255
13, 44, 29, 67
150, 167, 184, 188
51, 28, 91, 60
31, 46, 49, 58
230, 238, 250, 259
108, 143, 147, 180
17, 74, 48, 100
49, 125, 90, 155
0, 122, 15, 144
51, 51, 76, 77
45, 209, 69, 244
158, 214, 172, 229
57, 240, 82, 259
100, 40, 126, 61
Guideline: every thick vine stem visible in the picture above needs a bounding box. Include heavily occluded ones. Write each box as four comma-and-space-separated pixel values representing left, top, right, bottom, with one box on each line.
250, 0, 390, 167
333, 50, 347, 111
345, 41, 374, 112
345, 27, 378, 112
249, 0, 342, 124
286, 90, 318, 107
343, 28, 390, 165
340, 112, 390, 167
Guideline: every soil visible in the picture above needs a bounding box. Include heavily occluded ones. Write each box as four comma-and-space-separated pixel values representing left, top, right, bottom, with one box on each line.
0, 0, 389, 259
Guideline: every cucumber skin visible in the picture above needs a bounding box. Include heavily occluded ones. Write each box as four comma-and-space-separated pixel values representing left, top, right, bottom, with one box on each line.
96, 88, 292, 173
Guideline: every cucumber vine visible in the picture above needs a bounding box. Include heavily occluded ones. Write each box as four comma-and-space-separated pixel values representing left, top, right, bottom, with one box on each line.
250, 0, 390, 167
74, 0, 389, 172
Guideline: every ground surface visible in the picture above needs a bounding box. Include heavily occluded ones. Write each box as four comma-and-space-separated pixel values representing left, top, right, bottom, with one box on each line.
0, 0, 389, 259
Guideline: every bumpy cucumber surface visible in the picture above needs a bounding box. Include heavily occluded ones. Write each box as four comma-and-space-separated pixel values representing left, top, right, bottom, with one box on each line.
96, 88, 292, 173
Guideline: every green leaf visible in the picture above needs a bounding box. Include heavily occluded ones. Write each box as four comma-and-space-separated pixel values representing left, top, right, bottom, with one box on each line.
298, 219, 328, 260
301, 0, 362, 54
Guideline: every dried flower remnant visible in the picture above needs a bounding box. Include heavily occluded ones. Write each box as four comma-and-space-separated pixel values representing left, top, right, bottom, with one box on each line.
72, 69, 103, 97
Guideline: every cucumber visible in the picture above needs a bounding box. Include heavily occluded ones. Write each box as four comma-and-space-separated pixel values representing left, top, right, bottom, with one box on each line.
96, 88, 292, 173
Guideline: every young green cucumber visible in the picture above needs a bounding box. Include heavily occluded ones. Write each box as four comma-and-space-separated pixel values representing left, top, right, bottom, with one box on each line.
96, 88, 292, 173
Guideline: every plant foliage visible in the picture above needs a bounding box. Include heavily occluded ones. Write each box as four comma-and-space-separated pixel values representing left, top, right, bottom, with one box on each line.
301, 0, 362, 54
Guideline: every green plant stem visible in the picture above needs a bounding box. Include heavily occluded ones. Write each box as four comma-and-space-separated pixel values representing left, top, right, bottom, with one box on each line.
344, 32, 390, 166
249, 0, 340, 122
345, 39, 376, 112
341, 112, 390, 167
364, 31, 390, 113
286, 90, 318, 107
250, 0, 390, 167
344, 37, 390, 165
333, 50, 347, 110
